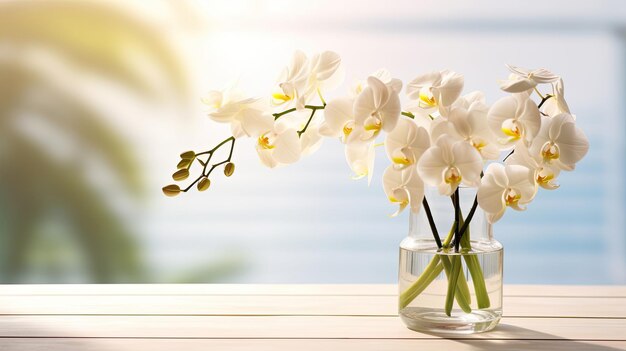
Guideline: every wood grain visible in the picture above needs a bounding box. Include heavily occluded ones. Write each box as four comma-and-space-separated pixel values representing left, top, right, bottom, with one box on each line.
0, 294, 623, 318
0, 284, 623, 297
0, 285, 623, 351
0, 315, 622, 340
0, 339, 624, 351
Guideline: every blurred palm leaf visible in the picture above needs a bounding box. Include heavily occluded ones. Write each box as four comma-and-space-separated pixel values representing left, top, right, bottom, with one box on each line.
0, 0, 188, 99
0, 1, 189, 282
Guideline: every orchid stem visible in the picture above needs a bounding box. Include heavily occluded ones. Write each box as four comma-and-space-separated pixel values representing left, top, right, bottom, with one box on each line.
537, 94, 553, 109
401, 111, 415, 119
422, 197, 442, 249
273, 104, 325, 120
298, 109, 317, 137
182, 136, 236, 193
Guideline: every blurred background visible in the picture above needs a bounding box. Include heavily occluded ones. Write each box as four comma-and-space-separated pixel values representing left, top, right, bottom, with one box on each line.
0, 0, 623, 284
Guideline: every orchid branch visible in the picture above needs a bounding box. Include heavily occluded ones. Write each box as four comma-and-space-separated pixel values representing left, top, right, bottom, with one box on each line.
272, 104, 325, 120
298, 108, 317, 137
162, 136, 236, 196
422, 197, 442, 249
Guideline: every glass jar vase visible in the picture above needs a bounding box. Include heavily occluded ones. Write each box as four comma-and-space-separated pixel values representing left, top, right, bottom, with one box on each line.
398, 187, 503, 334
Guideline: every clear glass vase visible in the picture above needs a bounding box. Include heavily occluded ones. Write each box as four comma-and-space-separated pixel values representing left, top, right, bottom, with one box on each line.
398, 187, 503, 334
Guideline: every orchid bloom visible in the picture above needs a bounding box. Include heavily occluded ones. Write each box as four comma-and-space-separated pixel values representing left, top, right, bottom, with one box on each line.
345, 139, 375, 184
506, 142, 561, 190
498, 64, 560, 93
385, 118, 430, 170
431, 102, 502, 161
272, 50, 341, 110
352, 76, 402, 142
487, 93, 541, 147
417, 135, 483, 196
541, 78, 572, 118
406, 70, 464, 115
255, 121, 302, 168
350, 68, 402, 97
451, 91, 487, 110
528, 113, 589, 171
318, 97, 355, 143
477, 163, 537, 223
382, 165, 424, 216
203, 88, 272, 139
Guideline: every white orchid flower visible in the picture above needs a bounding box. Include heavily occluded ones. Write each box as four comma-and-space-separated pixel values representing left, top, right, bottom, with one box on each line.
498, 64, 559, 93
477, 163, 537, 223
383, 165, 424, 216
385, 118, 430, 170
506, 142, 561, 190
345, 140, 375, 184
318, 97, 355, 143
350, 68, 402, 97
541, 78, 572, 118
203, 88, 272, 139
406, 70, 464, 114
306, 50, 343, 98
255, 121, 302, 168
487, 93, 541, 147
272, 50, 342, 110
417, 134, 483, 196
272, 50, 310, 110
353, 76, 402, 142
452, 91, 486, 110
528, 113, 589, 171
431, 103, 501, 161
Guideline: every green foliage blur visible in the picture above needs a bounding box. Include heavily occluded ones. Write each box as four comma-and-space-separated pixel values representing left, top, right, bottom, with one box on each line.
0, 1, 239, 283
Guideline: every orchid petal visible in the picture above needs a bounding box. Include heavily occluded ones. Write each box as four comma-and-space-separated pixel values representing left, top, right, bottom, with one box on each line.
452, 141, 484, 187
319, 97, 354, 137
273, 129, 301, 164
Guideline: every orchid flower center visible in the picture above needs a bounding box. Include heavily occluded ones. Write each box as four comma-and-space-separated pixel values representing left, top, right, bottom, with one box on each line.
471, 138, 487, 152
391, 148, 412, 167
541, 141, 560, 161
272, 92, 292, 103
342, 121, 354, 138
364, 115, 382, 132
444, 166, 462, 184
501, 119, 522, 139
504, 188, 521, 207
258, 132, 276, 150
536, 168, 555, 185
389, 188, 409, 205
419, 87, 437, 107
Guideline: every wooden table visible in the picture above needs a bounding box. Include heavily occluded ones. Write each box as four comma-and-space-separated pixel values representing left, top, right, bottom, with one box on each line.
0, 284, 624, 350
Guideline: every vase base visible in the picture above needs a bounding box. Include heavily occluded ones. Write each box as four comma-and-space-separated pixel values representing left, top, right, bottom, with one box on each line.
400, 308, 501, 334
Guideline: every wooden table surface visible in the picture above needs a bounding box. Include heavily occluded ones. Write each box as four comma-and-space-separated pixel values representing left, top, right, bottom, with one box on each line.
0, 284, 624, 350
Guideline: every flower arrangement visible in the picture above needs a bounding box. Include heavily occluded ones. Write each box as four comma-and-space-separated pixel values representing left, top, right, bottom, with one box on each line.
163, 51, 589, 316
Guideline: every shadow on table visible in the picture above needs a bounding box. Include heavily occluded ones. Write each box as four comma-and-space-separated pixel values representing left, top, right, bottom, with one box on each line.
422, 323, 623, 351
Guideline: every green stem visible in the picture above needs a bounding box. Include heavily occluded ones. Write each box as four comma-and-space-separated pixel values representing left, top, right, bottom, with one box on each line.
457, 196, 491, 309
272, 104, 325, 120
439, 254, 472, 314
401, 111, 415, 119
297, 109, 317, 137
444, 255, 463, 316
464, 254, 490, 309
399, 256, 443, 309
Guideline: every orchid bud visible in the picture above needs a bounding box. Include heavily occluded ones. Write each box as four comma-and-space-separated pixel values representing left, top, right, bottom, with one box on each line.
197, 177, 211, 191
172, 169, 189, 181
180, 151, 196, 160
224, 162, 235, 177
162, 184, 181, 197
177, 159, 191, 169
